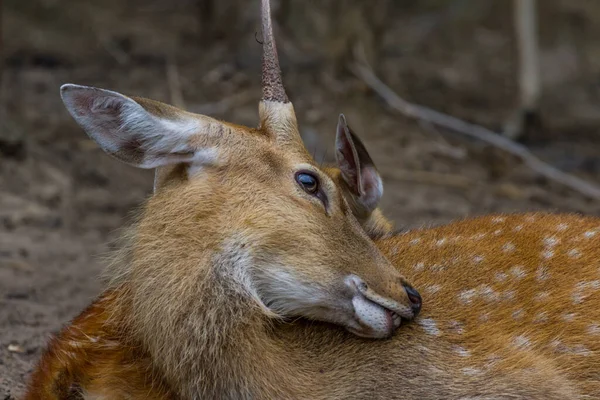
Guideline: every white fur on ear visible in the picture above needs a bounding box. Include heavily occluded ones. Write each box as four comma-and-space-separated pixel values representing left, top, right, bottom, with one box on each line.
60, 84, 211, 169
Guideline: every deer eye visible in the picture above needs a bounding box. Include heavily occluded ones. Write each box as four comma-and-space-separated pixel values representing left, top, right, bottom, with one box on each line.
295, 172, 319, 194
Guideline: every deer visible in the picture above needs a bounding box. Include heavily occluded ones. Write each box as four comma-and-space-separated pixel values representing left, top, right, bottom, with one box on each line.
25, 0, 598, 398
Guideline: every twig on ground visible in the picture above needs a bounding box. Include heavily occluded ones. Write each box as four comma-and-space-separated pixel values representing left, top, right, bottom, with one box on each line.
351, 47, 600, 200
166, 56, 186, 109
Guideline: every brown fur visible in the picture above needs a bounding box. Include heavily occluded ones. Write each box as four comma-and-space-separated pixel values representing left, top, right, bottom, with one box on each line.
25, 212, 598, 399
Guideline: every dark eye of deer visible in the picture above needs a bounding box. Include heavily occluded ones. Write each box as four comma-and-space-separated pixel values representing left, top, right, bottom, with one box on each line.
296, 172, 319, 195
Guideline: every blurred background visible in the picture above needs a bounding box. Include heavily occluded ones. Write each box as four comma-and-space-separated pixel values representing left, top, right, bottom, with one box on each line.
1, 0, 600, 396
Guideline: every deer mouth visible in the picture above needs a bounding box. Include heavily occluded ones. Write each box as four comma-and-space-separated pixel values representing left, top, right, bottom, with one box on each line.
345, 275, 414, 339
347, 292, 405, 338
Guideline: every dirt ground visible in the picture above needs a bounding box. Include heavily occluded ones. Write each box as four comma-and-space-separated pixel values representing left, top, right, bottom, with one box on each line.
1, 0, 600, 397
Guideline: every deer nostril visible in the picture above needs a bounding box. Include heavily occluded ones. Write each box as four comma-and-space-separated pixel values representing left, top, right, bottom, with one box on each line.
403, 284, 422, 316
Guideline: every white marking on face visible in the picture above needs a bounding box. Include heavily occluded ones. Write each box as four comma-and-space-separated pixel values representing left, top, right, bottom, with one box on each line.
418, 318, 441, 336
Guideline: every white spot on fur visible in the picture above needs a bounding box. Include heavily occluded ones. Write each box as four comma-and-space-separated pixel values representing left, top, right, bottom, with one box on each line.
413, 262, 425, 271
556, 223, 569, 231
513, 224, 523, 232
533, 312, 548, 323
568, 345, 592, 356
510, 265, 526, 279
549, 338, 562, 349
587, 323, 600, 335
492, 217, 505, 224
567, 249, 581, 259
525, 215, 536, 222
479, 312, 490, 322
493, 229, 502, 236
512, 309, 525, 320
584, 231, 597, 238
435, 238, 447, 246
495, 272, 508, 282
541, 249, 554, 259
459, 289, 477, 304
473, 255, 484, 264
409, 238, 421, 245
471, 233, 487, 240
418, 318, 441, 336
543, 236, 559, 247
480, 285, 499, 302
562, 313, 576, 322
502, 242, 515, 253
534, 291, 550, 302
424, 284, 442, 294
513, 335, 531, 349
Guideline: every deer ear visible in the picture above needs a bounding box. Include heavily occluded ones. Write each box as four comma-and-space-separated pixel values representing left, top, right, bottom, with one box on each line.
60, 84, 218, 169
335, 114, 383, 214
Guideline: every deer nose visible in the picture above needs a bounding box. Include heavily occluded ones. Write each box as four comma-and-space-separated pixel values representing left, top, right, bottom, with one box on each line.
403, 283, 422, 316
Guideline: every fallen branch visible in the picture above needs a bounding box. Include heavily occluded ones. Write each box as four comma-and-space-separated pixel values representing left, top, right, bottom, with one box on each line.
351, 52, 600, 200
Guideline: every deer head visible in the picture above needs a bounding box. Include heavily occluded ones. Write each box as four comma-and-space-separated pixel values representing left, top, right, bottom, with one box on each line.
58, 0, 420, 340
